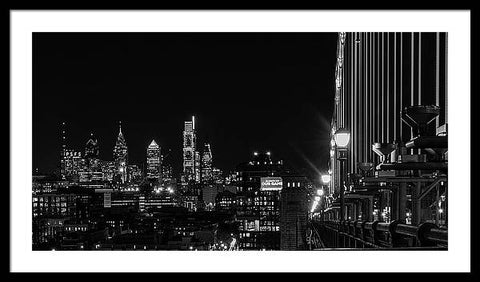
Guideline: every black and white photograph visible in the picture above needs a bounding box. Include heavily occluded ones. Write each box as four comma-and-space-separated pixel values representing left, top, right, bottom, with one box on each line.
10, 10, 471, 273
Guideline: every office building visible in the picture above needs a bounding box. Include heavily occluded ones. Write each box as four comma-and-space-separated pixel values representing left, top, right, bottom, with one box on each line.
182, 116, 197, 185
113, 122, 128, 183
146, 140, 162, 183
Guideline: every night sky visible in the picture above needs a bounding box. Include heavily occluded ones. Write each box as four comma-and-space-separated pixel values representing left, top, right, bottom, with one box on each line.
33, 32, 337, 182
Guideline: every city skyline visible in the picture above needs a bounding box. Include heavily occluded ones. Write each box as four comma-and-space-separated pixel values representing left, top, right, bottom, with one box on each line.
31, 31, 450, 253
33, 32, 338, 181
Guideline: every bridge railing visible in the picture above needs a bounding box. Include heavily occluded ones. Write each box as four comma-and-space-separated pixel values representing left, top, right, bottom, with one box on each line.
312, 220, 447, 250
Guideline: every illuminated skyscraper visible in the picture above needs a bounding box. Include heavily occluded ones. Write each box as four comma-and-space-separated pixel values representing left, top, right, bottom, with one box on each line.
195, 150, 201, 183
63, 149, 83, 181
128, 164, 143, 183
60, 122, 67, 180
113, 121, 128, 183
182, 116, 197, 184
201, 143, 213, 183
161, 149, 174, 186
80, 132, 102, 183
146, 139, 162, 183
84, 133, 99, 159
60, 122, 83, 181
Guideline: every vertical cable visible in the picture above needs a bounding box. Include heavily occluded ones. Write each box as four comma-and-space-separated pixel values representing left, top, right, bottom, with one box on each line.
364, 33, 368, 162
445, 33, 448, 124
376, 33, 380, 162
377, 32, 380, 146
341, 38, 345, 129
394, 33, 397, 142
436, 32, 440, 128
400, 33, 403, 142
368, 32, 375, 162
418, 33, 422, 105
387, 32, 390, 143
410, 32, 415, 151
350, 32, 354, 173
359, 32, 363, 164
373, 33, 376, 161
411, 32, 414, 106
354, 32, 358, 174
418, 33, 422, 154
381, 32, 385, 143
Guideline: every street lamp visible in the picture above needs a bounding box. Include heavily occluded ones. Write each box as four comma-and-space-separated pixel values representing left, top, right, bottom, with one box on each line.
321, 174, 331, 184
334, 128, 351, 148
334, 128, 350, 221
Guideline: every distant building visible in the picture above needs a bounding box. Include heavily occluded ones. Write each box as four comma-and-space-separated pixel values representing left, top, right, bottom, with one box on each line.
201, 143, 213, 183
195, 151, 201, 183
78, 133, 103, 184
113, 122, 128, 183
63, 149, 83, 181
202, 184, 218, 207
60, 122, 68, 180
161, 149, 174, 185
128, 164, 143, 183
212, 167, 224, 184
182, 116, 197, 185
235, 151, 285, 250
146, 140, 162, 183
180, 194, 200, 212
280, 175, 310, 250
101, 160, 115, 182
84, 133, 99, 159
32, 193, 77, 218
215, 190, 236, 213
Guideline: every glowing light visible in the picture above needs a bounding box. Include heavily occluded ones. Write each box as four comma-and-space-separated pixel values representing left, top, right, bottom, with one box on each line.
266, 152, 271, 156
254, 152, 258, 156
330, 149, 335, 157
321, 174, 331, 184
314, 196, 321, 201
334, 128, 351, 148
438, 208, 444, 214
317, 189, 324, 196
